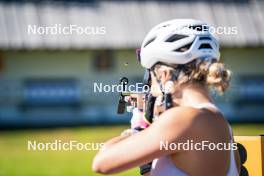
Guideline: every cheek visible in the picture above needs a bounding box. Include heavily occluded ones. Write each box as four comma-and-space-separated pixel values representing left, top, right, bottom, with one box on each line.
150, 79, 156, 87
150, 84, 163, 97
150, 89, 159, 97
150, 74, 163, 96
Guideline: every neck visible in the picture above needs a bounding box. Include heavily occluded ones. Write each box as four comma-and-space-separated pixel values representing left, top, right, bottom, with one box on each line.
172, 83, 213, 107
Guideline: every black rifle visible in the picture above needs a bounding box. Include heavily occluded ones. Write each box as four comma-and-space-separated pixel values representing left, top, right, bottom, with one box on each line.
117, 77, 146, 114
117, 77, 129, 114
117, 69, 156, 121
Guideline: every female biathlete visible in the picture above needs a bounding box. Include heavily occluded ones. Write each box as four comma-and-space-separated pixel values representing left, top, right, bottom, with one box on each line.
92, 19, 240, 176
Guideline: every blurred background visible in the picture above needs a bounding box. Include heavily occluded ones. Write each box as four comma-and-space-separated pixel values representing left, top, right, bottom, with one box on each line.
0, 0, 263, 175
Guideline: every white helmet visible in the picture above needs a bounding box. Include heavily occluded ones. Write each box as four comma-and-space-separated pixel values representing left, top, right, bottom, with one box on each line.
139, 19, 220, 69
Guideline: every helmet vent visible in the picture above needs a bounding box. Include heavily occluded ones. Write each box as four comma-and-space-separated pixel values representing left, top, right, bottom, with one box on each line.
199, 37, 211, 40
198, 43, 212, 49
144, 37, 156, 47
189, 25, 208, 32
174, 41, 193, 52
165, 34, 188, 42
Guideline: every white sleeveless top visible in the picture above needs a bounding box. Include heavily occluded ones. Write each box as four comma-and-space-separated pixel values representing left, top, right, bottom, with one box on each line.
150, 103, 239, 176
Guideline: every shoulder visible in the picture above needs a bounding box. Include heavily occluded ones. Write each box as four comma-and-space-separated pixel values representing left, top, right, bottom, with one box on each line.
158, 106, 203, 126
153, 106, 218, 137
150, 107, 201, 135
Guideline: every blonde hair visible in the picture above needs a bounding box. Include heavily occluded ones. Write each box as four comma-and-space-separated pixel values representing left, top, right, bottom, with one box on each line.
154, 59, 232, 94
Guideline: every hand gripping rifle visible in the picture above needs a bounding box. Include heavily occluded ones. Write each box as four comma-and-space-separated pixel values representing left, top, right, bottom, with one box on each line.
117, 70, 156, 123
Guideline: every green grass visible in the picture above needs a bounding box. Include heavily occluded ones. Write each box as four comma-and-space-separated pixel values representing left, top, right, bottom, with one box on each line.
0, 124, 263, 176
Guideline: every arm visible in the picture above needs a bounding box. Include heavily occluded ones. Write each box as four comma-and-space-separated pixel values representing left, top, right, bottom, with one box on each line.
92, 107, 198, 174
103, 135, 131, 148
